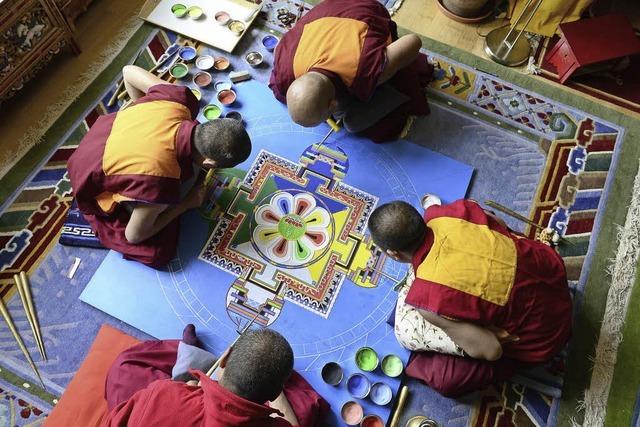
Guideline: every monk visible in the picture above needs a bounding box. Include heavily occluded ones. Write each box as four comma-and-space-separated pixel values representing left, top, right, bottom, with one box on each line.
104, 326, 329, 426
367, 199, 572, 396
68, 65, 251, 268
269, 0, 433, 142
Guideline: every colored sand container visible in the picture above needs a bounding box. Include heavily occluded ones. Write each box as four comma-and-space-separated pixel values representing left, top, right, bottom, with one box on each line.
193, 71, 212, 88
187, 6, 203, 19
228, 20, 245, 35
341, 401, 364, 426
369, 382, 392, 406
406, 417, 439, 427
347, 373, 370, 399
213, 56, 230, 71
171, 3, 187, 17
262, 34, 279, 51
178, 46, 197, 62
245, 51, 263, 67
190, 88, 202, 100
196, 55, 214, 70
215, 11, 230, 25
217, 89, 236, 105
320, 362, 343, 386
361, 415, 384, 427
225, 111, 243, 122
355, 347, 379, 372
169, 63, 189, 79
214, 81, 232, 92
381, 354, 404, 377
203, 104, 221, 120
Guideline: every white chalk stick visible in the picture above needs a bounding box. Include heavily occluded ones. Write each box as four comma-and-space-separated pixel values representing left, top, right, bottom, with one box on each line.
68, 257, 81, 279
229, 70, 251, 83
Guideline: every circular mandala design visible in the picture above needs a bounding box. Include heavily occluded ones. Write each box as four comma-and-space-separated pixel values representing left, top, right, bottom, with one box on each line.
251, 189, 334, 268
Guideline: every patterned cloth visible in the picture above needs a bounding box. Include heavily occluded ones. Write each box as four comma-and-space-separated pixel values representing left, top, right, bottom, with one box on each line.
394, 269, 463, 356
59, 200, 103, 248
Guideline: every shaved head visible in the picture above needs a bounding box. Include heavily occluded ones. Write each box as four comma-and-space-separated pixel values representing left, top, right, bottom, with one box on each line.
368, 201, 427, 254
286, 72, 336, 127
220, 329, 293, 403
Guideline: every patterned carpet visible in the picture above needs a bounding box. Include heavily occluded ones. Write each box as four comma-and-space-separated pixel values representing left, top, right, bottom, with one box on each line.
0, 8, 626, 427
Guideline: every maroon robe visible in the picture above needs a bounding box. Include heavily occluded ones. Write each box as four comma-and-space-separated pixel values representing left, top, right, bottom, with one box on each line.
403, 200, 572, 396
103, 340, 329, 427
269, 0, 432, 142
67, 84, 199, 268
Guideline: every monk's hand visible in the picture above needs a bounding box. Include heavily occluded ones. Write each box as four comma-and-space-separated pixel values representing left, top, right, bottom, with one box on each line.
487, 326, 519, 344
186, 380, 200, 387
183, 182, 209, 209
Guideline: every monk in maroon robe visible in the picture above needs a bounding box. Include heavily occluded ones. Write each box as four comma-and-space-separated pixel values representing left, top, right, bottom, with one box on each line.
103, 327, 329, 427
368, 199, 572, 396
269, 0, 433, 142
67, 66, 251, 268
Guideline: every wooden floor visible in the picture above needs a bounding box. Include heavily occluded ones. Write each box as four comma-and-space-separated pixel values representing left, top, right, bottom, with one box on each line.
0, 0, 146, 179
0, 0, 636, 178
394, 0, 513, 63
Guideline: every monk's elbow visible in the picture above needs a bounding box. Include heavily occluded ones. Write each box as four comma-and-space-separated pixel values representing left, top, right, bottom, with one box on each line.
484, 344, 503, 362
124, 227, 145, 244
407, 33, 422, 51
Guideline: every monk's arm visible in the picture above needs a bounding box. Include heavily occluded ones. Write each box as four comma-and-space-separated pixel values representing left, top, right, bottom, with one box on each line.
124, 183, 207, 244
377, 34, 422, 85
418, 309, 503, 361
122, 65, 167, 101
270, 392, 300, 426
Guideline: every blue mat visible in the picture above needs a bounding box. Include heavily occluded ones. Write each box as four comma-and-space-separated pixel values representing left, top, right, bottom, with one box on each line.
80, 81, 473, 424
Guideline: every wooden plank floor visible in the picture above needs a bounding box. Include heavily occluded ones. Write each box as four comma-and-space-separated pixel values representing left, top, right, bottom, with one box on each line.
0, 0, 146, 179
394, 0, 512, 62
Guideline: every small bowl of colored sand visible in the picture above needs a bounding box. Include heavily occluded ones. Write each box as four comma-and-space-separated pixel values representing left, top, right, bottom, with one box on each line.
193, 71, 212, 88
213, 56, 230, 71
203, 104, 221, 120
225, 111, 243, 122
245, 51, 263, 68
190, 87, 202, 101
346, 373, 371, 399
361, 414, 385, 427
196, 55, 214, 70
355, 347, 379, 372
340, 401, 364, 426
171, 3, 187, 18
214, 81, 232, 92
214, 11, 230, 25
217, 89, 236, 106
227, 20, 245, 36
406, 416, 439, 427
178, 46, 197, 62
369, 382, 393, 406
320, 362, 343, 386
187, 6, 204, 19
381, 354, 404, 377
261, 34, 279, 52
169, 63, 189, 79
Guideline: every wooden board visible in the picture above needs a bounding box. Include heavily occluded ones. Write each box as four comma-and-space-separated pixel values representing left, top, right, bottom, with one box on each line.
139, 0, 261, 53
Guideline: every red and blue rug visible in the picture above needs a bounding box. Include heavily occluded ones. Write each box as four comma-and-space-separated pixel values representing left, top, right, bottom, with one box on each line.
0, 11, 625, 427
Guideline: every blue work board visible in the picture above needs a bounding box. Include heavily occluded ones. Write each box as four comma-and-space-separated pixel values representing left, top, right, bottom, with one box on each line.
80, 81, 473, 425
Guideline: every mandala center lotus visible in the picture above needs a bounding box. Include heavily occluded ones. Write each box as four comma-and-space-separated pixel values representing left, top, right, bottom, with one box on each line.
278, 214, 306, 241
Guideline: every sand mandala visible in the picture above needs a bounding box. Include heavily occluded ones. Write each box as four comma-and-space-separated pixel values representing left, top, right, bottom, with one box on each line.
200, 144, 386, 323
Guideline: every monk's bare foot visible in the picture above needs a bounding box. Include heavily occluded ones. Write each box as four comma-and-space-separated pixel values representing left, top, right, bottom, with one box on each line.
182, 324, 203, 348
